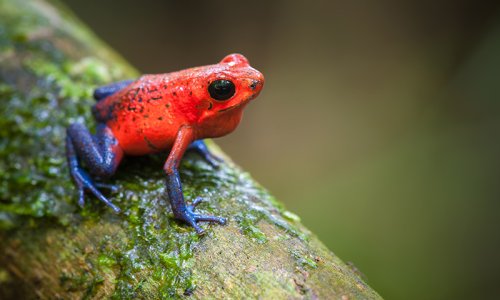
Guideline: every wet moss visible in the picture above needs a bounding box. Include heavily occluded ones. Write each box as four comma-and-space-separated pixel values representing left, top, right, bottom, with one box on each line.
235, 212, 268, 244
291, 249, 319, 269
97, 254, 118, 268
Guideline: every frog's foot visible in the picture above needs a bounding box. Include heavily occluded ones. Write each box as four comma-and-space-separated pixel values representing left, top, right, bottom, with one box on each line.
179, 197, 227, 235
70, 168, 120, 213
188, 140, 224, 168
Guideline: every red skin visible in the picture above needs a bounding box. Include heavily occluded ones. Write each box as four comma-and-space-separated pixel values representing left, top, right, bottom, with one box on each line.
93, 54, 264, 156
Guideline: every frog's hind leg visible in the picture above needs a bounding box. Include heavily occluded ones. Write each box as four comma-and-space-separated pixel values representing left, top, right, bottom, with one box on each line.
93, 79, 134, 101
66, 123, 124, 212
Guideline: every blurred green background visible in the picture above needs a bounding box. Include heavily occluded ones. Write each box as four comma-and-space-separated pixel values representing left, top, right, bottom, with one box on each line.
63, 0, 500, 299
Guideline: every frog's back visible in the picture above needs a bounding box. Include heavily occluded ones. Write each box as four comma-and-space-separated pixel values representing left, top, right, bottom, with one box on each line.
91, 75, 181, 155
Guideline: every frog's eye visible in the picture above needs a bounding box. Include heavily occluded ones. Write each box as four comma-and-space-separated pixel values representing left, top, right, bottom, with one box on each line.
208, 79, 235, 101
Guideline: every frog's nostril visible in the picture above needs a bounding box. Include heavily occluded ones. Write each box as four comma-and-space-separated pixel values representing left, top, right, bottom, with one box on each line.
249, 80, 260, 91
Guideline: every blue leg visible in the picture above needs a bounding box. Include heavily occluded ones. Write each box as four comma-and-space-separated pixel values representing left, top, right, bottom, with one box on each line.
187, 140, 223, 168
93, 79, 134, 101
66, 123, 123, 212
165, 128, 226, 235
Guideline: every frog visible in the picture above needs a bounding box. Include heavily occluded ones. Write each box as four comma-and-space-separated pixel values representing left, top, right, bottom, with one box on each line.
66, 53, 264, 234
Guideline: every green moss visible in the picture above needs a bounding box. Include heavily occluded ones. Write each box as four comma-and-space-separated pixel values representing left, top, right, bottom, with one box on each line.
25, 58, 90, 99
291, 249, 318, 269
235, 212, 268, 244
282, 210, 301, 222
98, 254, 117, 268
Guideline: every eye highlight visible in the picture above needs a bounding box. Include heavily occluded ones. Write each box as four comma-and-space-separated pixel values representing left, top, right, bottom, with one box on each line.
208, 79, 235, 101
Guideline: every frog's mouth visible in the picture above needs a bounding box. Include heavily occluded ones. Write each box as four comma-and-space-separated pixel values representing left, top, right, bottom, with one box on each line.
217, 98, 250, 113
217, 103, 241, 113
217, 91, 260, 113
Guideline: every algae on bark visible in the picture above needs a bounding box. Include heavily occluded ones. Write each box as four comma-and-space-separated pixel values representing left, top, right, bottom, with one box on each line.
0, 0, 382, 298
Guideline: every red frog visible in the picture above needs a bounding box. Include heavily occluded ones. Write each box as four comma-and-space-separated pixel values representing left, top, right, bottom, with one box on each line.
66, 54, 264, 234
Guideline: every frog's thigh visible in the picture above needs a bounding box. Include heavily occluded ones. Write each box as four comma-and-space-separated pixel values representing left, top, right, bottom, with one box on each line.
67, 123, 123, 178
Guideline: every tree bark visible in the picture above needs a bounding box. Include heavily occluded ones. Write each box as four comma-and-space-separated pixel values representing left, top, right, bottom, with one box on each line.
0, 0, 382, 299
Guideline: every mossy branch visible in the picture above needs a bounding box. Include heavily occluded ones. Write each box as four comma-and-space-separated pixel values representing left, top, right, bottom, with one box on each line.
0, 0, 381, 299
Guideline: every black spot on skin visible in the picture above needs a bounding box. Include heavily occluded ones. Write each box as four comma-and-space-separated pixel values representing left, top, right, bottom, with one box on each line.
158, 116, 164, 121
144, 136, 160, 150
127, 104, 136, 111
151, 96, 162, 100
208, 102, 213, 110
128, 88, 140, 99
173, 92, 177, 97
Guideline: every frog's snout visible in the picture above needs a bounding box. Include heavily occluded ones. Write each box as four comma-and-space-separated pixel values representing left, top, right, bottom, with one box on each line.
246, 78, 263, 103
249, 78, 264, 95
248, 72, 264, 94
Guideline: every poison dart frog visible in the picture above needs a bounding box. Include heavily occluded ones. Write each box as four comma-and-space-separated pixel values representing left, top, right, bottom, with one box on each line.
66, 54, 264, 234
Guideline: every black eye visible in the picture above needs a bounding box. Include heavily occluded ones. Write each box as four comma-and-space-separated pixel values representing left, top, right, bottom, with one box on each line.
208, 79, 235, 101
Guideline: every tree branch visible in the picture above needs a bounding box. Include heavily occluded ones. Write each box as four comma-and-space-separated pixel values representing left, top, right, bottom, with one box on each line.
0, 0, 381, 298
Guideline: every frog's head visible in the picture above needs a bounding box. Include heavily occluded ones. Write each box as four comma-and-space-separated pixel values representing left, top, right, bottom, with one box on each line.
193, 53, 264, 138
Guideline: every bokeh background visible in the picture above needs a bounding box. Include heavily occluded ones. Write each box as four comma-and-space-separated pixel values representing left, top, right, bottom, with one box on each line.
63, 0, 500, 299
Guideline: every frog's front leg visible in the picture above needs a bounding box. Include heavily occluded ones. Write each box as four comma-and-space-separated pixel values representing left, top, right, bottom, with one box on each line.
164, 126, 226, 235
66, 123, 123, 212
187, 140, 223, 168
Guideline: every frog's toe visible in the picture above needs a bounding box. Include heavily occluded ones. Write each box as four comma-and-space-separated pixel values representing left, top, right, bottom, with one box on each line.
86, 183, 121, 213
192, 222, 206, 236
187, 196, 204, 210
179, 199, 227, 235
182, 213, 226, 236
70, 169, 120, 213
94, 182, 119, 193
193, 214, 227, 225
